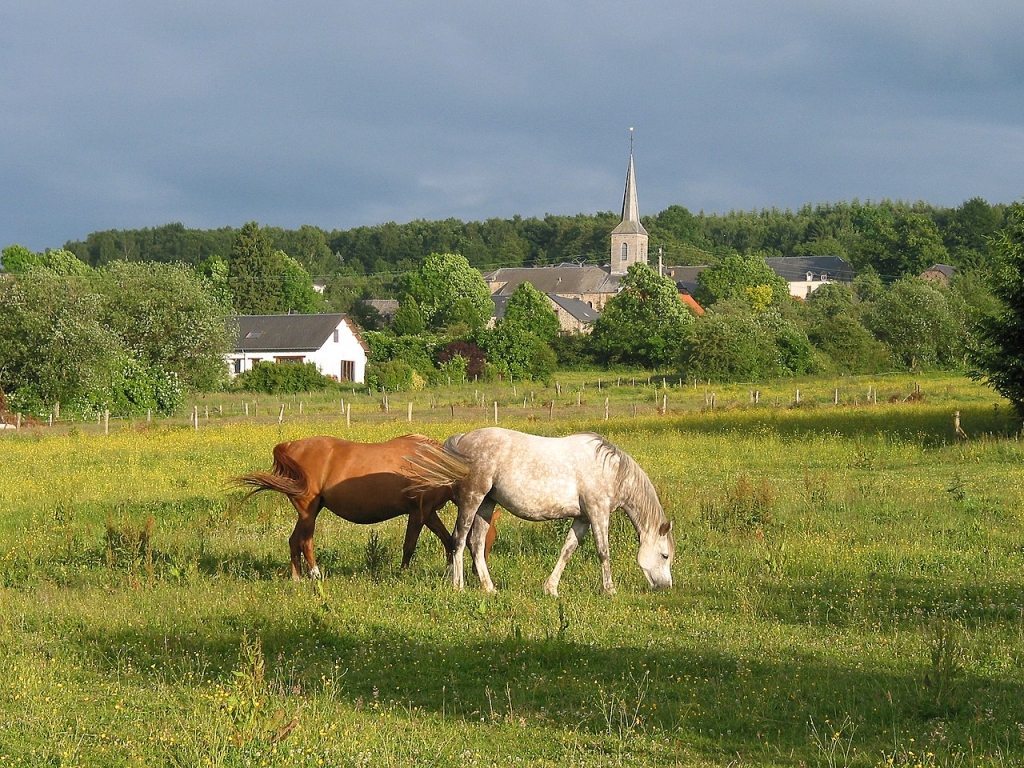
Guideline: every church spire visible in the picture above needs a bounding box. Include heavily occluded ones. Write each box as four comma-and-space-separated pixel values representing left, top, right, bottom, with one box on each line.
610, 129, 649, 275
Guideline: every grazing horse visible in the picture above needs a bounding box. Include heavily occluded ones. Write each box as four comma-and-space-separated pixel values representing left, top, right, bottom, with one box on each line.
406, 427, 674, 596
234, 434, 496, 580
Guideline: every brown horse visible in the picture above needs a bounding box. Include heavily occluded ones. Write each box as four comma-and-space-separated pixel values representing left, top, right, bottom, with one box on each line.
234, 434, 497, 580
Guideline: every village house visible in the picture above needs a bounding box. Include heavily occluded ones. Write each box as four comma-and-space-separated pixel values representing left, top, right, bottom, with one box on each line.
226, 313, 368, 383
764, 256, 856, 298
920, 263, 957, 286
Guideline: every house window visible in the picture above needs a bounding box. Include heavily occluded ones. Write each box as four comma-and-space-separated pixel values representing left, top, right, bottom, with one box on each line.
274, 356, 304, 364
245, 331, 262, 339
333, 329, 339, 343
621, 243, 628, 261
340, 360, 355, 382
806, 271, 814, 281
233, 358, 243, 374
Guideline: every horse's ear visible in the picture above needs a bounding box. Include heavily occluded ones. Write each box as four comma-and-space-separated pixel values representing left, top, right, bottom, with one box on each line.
659, 520, 673, 537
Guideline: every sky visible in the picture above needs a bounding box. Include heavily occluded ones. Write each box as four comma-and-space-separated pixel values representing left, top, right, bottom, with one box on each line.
3, 0, 1024, 253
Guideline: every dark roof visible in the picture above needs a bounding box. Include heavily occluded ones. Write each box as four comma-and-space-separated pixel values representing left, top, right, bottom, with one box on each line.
229, 314, 352, 352
548, 294, 600, 323
922, 264, 957, 278
484, 264, 621, 296
490, 293, 600, 324
764, 256, 855, 282
664, 265, 709, 295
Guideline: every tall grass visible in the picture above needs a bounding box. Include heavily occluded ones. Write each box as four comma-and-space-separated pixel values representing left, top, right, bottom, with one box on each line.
1, 373, 1022, 766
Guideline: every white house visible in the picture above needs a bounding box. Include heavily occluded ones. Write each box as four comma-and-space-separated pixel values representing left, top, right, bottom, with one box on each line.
227, 314, 368, 383
764, 256, 856, 298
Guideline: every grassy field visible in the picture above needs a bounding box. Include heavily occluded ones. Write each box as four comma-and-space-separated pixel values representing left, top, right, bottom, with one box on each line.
1, 373, 1022, 767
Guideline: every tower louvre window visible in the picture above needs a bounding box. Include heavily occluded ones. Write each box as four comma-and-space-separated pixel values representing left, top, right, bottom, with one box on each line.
621, 243, 628, 260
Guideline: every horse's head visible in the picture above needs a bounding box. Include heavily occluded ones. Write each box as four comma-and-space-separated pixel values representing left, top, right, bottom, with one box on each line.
636, 520, 674, 590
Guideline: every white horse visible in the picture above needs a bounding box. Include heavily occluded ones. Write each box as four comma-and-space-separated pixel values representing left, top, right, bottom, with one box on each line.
407, 427, 674, 596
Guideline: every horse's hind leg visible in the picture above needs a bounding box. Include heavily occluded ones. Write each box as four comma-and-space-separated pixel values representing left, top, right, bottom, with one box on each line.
288, 497, 322, 580
543, 518, 591, 597
450, 490, 486, 590
405, 508, 454, 568
467, 499, 497, 593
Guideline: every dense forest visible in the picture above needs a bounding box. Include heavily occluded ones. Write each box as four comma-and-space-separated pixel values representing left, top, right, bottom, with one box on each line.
63, 198, 1010, 289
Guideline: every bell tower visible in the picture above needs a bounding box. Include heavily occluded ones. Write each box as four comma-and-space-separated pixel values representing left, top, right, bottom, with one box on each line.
609, 129, 649, 275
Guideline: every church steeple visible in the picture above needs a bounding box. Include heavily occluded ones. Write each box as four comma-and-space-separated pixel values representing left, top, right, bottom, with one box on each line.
609, 130, 649, 275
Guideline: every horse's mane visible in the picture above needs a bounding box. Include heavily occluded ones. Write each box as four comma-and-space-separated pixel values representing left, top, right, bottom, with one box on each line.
587, 434, 665, 531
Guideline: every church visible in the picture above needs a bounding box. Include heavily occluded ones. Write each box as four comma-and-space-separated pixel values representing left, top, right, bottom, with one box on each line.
483, 145, 658, 332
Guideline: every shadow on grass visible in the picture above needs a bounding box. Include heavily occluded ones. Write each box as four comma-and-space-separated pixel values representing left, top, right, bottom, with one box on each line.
77, 577, 1024, 765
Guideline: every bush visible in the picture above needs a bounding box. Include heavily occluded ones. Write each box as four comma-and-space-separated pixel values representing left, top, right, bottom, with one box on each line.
232, 362, 338, 394
365, 360, 415, 392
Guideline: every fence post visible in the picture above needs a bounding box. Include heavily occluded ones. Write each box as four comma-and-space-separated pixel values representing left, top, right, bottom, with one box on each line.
493, 401, 498, 424
408, 402, 413, 423
604, 396, 610, 420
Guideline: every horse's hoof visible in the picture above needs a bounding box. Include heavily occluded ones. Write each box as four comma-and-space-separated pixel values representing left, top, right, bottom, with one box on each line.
308, 566, 323, 580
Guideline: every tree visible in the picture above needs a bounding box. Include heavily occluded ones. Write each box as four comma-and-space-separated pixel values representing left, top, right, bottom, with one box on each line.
479, 323, 555, 382
93, 261, 233, 392
944, 197, 1004, 269
391, 296, 426, 336
863, 277, 967, 369
680, 303, 816, 381
0, 270, 125, 415
1, 245, 42, 273
229, 222, 278, 314
0, 246, 89, 276
970, 203, 1024, 412
276, 251, 322, 314
849, 205, 949, 277
802, 283, 889, 373
588, 263, 695, 368
196, 254, 233, 310
478, 284, 559, 382
679, 312, 769, 382
403, 252, 492, 330
695, 252, 790, 309
500, 282, 560, 343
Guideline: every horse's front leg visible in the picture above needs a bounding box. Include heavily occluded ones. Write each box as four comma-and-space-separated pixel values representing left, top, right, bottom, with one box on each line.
544, 518, 591, 597
590, 516, 616, 595
288, 498, 322, 580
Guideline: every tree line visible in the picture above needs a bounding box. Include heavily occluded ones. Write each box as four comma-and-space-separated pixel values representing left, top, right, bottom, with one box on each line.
61, 198, 1009, 284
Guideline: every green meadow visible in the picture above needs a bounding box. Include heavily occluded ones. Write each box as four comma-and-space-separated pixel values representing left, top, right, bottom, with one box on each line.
1, 373, 1022, 767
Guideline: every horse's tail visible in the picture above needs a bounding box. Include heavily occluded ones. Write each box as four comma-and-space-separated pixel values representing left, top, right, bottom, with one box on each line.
402, 437, 471, 493
233, 443, 309, 503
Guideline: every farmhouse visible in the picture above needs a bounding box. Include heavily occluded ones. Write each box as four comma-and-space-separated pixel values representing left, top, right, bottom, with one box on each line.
920, 263, 956, 286
226, 313, 368, 383
764, 256, 855, 298
490, 289, 601, 333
